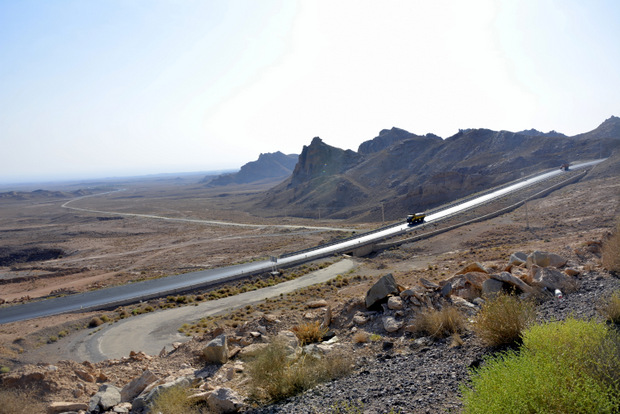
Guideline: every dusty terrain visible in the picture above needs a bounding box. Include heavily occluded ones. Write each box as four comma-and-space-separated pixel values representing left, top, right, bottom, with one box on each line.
0, 165, 618, 412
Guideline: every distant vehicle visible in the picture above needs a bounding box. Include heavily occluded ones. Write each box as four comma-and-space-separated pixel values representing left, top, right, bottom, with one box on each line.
560, 163, 570, 171
406, 212, 426, 225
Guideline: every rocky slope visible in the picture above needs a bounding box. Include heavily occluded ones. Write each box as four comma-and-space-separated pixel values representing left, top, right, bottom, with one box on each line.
254, 116, 620, 221
204, 152, 298, 187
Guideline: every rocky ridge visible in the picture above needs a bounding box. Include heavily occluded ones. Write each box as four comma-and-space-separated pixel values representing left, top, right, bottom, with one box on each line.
254, 116, 620, 221
204, 152, 298, 187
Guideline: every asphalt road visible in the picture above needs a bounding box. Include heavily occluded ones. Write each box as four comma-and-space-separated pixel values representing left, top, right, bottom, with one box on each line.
66, 258, 357, 361
0, 159, 604, 325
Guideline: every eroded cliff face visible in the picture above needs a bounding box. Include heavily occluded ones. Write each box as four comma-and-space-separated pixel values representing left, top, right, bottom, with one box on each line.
254, 117, 620, 221
289, 138, 361, 187
205, 151, 298, 186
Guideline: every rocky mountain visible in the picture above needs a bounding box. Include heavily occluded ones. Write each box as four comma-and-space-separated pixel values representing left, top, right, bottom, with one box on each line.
204, 152, 298, 187
254, 116, 620, 221
516, 128, 567, 138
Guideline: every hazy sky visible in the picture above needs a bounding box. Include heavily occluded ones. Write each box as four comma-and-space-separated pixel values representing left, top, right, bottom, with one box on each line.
1, 0, 619, 183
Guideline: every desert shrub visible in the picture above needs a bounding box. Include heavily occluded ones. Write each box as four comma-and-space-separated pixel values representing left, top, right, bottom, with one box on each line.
246, 338, 353, 403
461, 318, 620, 413
88, 317, 103, 328
0, 388, 45, 414
412, 306, 466, 339
149, 384, 202, 414
291, 321, 328, 345
352, 331, 369, 344
599, 290, 620, 324
602, 218, 620, 274
472, 294, 535, 346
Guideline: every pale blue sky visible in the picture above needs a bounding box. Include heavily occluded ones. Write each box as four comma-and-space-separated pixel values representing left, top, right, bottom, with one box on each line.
1, 0, 619, 183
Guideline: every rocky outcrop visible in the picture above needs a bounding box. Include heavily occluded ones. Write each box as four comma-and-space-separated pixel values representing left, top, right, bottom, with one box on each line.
253, 117, 619, 221
205, 151, 298, 186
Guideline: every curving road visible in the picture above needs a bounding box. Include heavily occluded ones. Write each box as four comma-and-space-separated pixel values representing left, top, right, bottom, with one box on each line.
0, 159, 604, 325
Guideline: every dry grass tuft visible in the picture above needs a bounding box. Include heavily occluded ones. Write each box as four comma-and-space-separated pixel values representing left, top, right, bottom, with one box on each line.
412, 306, 466, 339
149, 384, 202, 414
246, 338, 353, 403
0, 388, 45, 414
472, 294, 535, 347
352, 331, 369, 344
599, 290, 620, 324
602, 219, 620, 274
291, 321, 328, 345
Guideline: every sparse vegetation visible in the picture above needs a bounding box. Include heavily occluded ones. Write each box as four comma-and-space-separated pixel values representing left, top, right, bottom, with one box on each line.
246, 338, 353, 403
411, 306, 466, 339
600, 290, 620, 324
472, 293, 535, 346
602, 218, 620, 274
292, 321, 328, 345
148, 384, 203, 414
0, 388, 46, 414
88, 317, 104, 328
461, 318, 620, 413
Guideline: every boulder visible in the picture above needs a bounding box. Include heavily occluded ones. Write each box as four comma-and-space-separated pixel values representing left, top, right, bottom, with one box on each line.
307, 299, 328, 308
203, 334, 229, 364
365, 273, 399, 309
491, 272, 534, 294
455, 262, 488, 275
531, 267, 576, 292
387, 296, 404, 310
481, 278, 505, 298
88, 384, 121, 413
120, 369, 158, 402
382, 316, 403, 333
74, 368, 95, 383
207, 387, 244, 413
508, 252, 528, 266
444, 272, 489, 300
440, 282, 452, 298
276, 330, 299, 355
353, 313, 369, 325
526, 251, 567, 269
564, 268, 580, 277
419, 278, 440, 289
136, 377, 190, 410
47, 402, 88, 414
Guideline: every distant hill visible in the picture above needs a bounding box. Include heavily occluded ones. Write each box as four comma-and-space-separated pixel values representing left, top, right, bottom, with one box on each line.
253, 116, 620, 221
203, 151, 298, 186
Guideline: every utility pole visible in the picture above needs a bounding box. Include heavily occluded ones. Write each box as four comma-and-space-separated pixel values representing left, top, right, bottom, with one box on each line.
525, 200, 529, 229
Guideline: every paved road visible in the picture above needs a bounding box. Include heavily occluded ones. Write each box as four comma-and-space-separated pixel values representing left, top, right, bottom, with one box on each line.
66, 259, 357, 361
0, 159, 604, 325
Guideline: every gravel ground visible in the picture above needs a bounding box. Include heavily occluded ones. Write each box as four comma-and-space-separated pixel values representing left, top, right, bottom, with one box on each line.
247, 271, 620, 414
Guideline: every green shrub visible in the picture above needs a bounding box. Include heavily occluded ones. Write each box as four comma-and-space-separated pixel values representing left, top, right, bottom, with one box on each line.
149, 384, 202, 414
600, 290, 620, 324
246, 338, 353, 403
461, 318, 620, 413
472, 294, 535, 346
412, 306, 466, 339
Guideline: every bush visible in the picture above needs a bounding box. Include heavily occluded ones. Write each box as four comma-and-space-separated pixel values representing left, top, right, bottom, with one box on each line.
600, 290, 620, 324
602, 218, 620, 274
246, 338, 353, 403
88, 317, 103, 328
149, 384, 202, 414
291, 321, 328, 345
412, 306, 466, 339
461, 318, 620, 413
0, 388, 45, 414
472, 294, 535, 346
